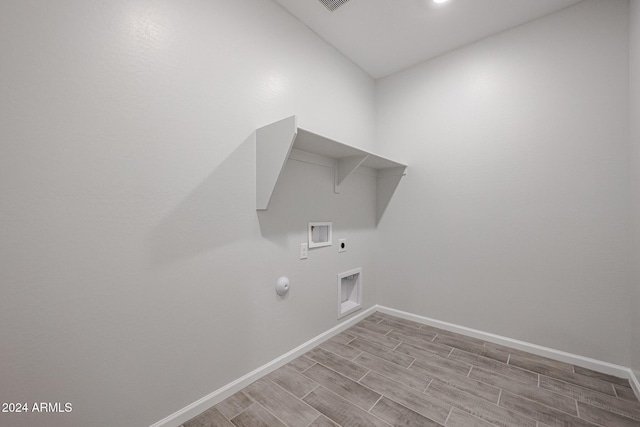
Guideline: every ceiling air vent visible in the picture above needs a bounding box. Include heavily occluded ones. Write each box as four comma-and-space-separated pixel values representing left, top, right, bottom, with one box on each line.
318, 0, 351, 12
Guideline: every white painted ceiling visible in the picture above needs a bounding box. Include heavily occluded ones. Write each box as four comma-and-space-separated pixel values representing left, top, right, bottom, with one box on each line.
273, 0, 584, 78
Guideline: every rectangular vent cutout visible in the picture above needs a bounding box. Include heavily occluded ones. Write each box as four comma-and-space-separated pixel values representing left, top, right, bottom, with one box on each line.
319, 0, 351, 12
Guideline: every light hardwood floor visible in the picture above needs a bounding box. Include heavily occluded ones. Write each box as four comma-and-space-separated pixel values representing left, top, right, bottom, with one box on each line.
181, 312, 640, 426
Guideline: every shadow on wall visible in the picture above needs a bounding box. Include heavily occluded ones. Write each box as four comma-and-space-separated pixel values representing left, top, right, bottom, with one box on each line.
257, 155, 378, 244
147, 130, 380, 267
147, 134, 259, 267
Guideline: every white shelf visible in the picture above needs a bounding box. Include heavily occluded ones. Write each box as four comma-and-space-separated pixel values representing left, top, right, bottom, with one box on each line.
256, 116, 407, 222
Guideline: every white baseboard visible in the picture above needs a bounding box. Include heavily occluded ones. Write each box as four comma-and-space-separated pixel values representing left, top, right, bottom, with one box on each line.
629, 369, 640, 401
151, 304, 640, 427
149, 306, 377, 427
376, 305, 637, 388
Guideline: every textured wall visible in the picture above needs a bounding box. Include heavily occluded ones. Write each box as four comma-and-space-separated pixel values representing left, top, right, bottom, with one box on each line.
0, 0, 377, 426
375, 0, 632, 366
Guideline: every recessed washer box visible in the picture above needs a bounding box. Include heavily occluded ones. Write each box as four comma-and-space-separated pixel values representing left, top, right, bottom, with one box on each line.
309, 222, 332, 248
337, 268, 362, 319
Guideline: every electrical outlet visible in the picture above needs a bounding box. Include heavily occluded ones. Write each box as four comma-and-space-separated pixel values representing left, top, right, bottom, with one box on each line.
300, 243, 308, 259
338, 238, 347, 253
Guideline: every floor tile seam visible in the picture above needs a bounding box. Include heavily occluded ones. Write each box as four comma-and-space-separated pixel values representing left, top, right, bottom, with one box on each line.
390, 329, 453, 348
346, 339, 413, 367
497, 380, 582, 413
424, 378, 433, 392
506, 352, 576, 370
424, 373, 568, 427
507, 359, 624, 390
611, 385, 640, 403
301, 362, 386, 409
216, 391, 257, 422
362, 361, 432, 390
311, 385, 394, 427
352, 347, 438, 386
574, 367, 634, 389
366, 366, 435, 397
453, 408, 503, 427
231, 401, 290, 427
434, 337, 510, 359
399, 347, 474, 375
431, 388, 540, 427
263, 376, 322, 422
305, 414, 342, 427
538, 377, 640, 419
453, 348, 562, 384
537, 373, 624, 398
498, 389, 605, 424
303, 359, 367, 385
226, 403, 252, 423
356, 368, 372, 383
394, 338, 455, 358
410, 365, 507, 406
318, 342, 362, 361
386, 323, 436, 338
344, 338, 424, 369
443, 407, 453, 426
575, 400, 640, 423
539, 373, 638, 400
350, 350, 364, 361
300, 361, 317, 374
406, 358, 416, 370
348, 329, 401, 348
463, 362, 539, 387
613, 385, 620, 398
367, 394, 384, 412
423, 372, 501, 410
506, 358, 583, 378
374, 387, 450, 426
308, 345, 372, 373
429, 379, 503, 408
297, 384, 320, 403
458, 367, 580, 409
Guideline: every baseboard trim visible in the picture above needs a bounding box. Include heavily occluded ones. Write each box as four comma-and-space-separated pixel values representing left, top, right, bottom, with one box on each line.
629, 369, 640, 401
149, 306, 377, 427
376, 305, 636, 384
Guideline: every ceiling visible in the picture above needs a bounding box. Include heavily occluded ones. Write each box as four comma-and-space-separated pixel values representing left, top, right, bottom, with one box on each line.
273, 0, 584, 78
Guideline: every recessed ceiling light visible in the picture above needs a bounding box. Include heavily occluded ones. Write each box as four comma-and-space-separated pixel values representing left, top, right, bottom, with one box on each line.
433, 0, 449, 3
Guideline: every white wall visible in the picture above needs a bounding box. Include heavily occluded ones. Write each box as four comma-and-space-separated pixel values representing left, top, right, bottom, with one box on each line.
375, 0, 632, 366
631, 0, 640, 377
0, 0, 377, 426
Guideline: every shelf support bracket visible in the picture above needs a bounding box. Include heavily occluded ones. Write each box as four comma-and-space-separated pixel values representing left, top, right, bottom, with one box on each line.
334, 155, 369, 194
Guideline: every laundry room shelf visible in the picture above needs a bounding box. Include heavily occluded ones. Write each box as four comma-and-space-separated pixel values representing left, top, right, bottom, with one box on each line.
256, 115, 407, 223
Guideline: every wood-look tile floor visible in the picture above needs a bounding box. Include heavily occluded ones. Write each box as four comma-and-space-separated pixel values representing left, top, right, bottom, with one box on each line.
181, 312, 640, 427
